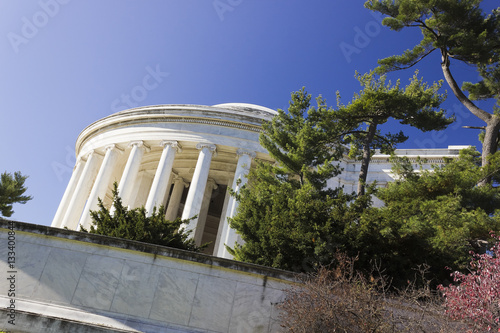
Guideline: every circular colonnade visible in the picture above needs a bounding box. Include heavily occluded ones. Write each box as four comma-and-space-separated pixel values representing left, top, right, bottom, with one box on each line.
51, 103, 277, 258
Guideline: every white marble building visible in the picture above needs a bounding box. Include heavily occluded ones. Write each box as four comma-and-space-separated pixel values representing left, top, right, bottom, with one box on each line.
52, 103, 467, 258
329, 146, 469, 206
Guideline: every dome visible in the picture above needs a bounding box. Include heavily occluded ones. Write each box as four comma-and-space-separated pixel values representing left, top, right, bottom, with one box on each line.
212, 103, 278, 116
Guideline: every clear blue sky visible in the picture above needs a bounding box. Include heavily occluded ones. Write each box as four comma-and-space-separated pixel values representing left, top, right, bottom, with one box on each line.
0, 0, 496, 224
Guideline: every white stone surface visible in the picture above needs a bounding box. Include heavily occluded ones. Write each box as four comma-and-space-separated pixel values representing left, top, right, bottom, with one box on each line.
0, 221, 294, 332
145, 141, 180, 215
218, 149, 254, 258
181, 143, 216, 239
165, 176, 188, 221
79, 144, 122, 230
117, 141, 148, 208
53, 104, 279, 257
229, 282, 284, 332
110, 260, 161, 318
189, 275, 237, 332
32, 247, 88, 304
72, 254, 125, 310
60, 151, 102, 230
193, 179, 218, 245
51, 158, 85, 228
149, 267, 199, 326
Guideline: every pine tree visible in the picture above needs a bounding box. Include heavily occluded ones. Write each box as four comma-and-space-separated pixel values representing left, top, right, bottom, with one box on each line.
0, 171, 32, 218
365, 0, 500, 183
348, 148, 500, 287
336, 71, 452, 195
228, 88, 368, 271
84, 183, 202, 252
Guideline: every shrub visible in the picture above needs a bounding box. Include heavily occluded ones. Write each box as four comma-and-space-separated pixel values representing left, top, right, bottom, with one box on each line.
83, 183, 203, 252
279, 253, 462, 332
439, 234, 500, 332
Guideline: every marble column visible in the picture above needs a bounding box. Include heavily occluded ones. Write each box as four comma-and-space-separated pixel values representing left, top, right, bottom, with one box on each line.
165, 175, 188, 221
194, 179, 218, 245
217, 149, 255, 258
145, 141, 181, 216
51, 158, 85, 228
60, 150, 103, 230
77, 144, 122, 231
181, 143, 216, 236
212, 186, 233, 255
116, 141, 149, 208
129, 171, 154, 209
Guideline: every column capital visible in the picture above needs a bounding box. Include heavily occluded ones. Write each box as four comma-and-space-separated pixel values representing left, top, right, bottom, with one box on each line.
78, 149, 102, 162
173, 175, 189, 188
236, 148, 256, 159
160, 140, 182, 153
207, 178, 218, 191
196, 143, 217, 156
129, 140, 151, 152
104, 144, 124, 153
87, 149, 105, 158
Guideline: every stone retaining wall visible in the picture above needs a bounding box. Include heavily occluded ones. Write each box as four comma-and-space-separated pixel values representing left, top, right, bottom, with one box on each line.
0, 220, 295, 333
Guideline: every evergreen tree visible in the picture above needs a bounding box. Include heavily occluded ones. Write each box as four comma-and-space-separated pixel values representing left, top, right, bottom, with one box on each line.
0, 171, 32, 218
365, 0, 500, 183
336, 71, 452, 195
260, 87, 345, 189
84, 183, 202, 252
348, 148, 500, 287
228, 88, 369, 271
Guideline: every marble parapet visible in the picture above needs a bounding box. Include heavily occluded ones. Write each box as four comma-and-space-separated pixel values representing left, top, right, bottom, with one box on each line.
0, 219, 295, 333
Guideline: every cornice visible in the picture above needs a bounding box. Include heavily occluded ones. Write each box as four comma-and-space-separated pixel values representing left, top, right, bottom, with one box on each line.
76, 105, 270, 155
342, 157, 448, 164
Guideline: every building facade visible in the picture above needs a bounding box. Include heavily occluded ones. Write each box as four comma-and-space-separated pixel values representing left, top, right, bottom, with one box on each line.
51, 103, 467, 258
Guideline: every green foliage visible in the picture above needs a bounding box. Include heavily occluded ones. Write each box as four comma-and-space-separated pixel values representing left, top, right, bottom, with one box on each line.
338, 71, 450, 134
0, 171, 32, 217
84, 183, 202, 252
228, 89, 369, 271
228, 86, 499, 289
463, 62, 500, 114
365, 0, 499, 71
228, 163, 361, 272
260, 87, 345, 189
365, 0, 500, 173
348, 148, 500, 287
336, 71, 452, 194
381, 149, 500, 213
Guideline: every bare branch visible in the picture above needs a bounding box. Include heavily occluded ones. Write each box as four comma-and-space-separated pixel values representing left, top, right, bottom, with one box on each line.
463, 126, 486, 129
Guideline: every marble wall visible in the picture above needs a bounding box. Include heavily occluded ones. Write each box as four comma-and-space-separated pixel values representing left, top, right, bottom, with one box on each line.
0, 220, 294, 333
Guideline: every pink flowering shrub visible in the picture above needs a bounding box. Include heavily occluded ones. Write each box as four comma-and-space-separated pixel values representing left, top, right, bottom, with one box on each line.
439, 234, 500, 332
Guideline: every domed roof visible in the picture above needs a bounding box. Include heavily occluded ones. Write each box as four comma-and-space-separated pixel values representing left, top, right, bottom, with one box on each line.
212, 103, 278, 115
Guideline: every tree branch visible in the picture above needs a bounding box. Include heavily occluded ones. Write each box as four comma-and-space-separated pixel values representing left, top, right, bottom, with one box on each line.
341, 130, 397, 147
415, 19, 440, 40
382, 48, 436, 72
440, 52, 491, 122
463, 126, 486, 130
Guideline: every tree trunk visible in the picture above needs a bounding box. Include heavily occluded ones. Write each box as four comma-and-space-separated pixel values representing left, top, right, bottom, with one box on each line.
358, 122, 377, 196
440, 53, 499, 179
479, 116, 500, 185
